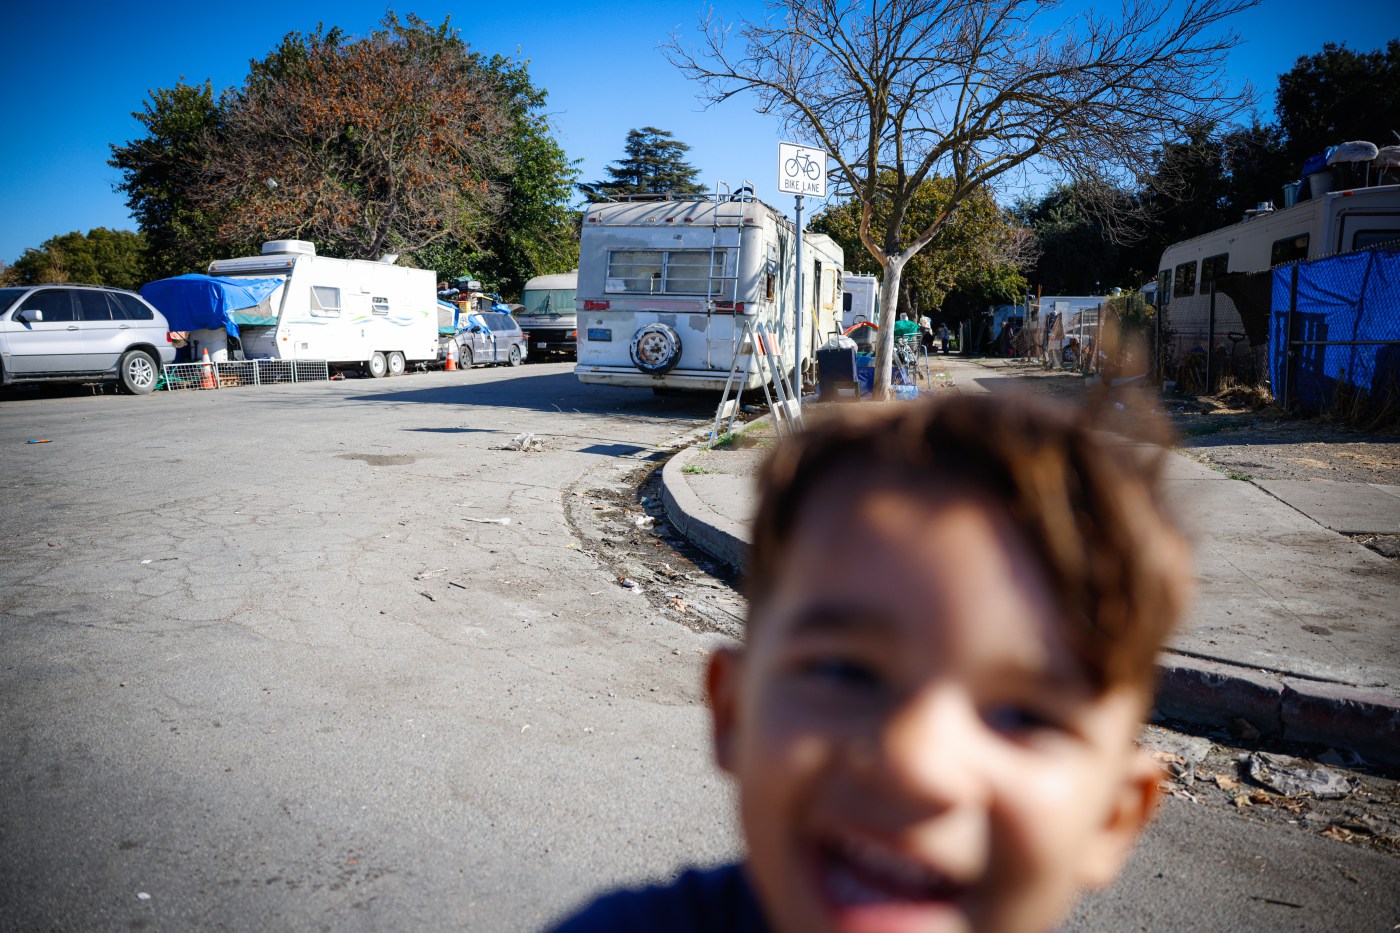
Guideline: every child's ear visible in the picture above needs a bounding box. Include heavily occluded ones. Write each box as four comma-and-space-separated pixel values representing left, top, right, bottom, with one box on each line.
706, 647, 743, 775
1079, 748, 1162, 890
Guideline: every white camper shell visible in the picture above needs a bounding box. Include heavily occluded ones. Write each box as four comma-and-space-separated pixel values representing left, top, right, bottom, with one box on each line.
841, 273, 879, 331
208, 241, 439, 377
574, 192, 844, 391
1157, 184, 1400, 358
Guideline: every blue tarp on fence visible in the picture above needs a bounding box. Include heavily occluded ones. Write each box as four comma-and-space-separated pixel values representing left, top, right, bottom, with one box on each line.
140, 274, 285, 339
1269, 247, 1400, 412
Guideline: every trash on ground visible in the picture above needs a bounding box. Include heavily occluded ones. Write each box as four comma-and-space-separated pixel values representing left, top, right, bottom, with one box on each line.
26, 439, 52, 444
1248, 751, 1355, 799
419, 591, 436, 602
667, 597, 688, 612
464, 517, 511, 525
500, 432, 545, 452
414, 568, 448, 580
136, 893, 151, 901
619, 577, 639, 589
634, 515, 655, 530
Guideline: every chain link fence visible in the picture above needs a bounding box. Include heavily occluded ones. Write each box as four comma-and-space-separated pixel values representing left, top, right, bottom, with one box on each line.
1154, 241, 1400, 420
160, 359, 331, 392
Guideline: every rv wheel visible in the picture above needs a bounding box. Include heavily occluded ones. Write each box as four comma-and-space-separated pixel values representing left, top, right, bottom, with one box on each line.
387, 351, 406, 377
629, 323, 682, 375
366, 351, 388, 378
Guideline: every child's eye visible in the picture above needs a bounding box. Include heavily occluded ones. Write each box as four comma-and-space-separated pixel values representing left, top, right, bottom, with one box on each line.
984, 704, 1061, 736
798, 657, 881, 690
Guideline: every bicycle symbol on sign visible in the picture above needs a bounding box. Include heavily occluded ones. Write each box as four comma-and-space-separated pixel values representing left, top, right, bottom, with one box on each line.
783, 150, 822, 181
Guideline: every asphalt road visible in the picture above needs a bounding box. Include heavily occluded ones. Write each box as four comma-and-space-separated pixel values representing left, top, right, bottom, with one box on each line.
1, 364, 1396, 932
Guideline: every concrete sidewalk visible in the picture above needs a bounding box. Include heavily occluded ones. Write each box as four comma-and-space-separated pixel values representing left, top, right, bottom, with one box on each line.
662, 356, 1400, 766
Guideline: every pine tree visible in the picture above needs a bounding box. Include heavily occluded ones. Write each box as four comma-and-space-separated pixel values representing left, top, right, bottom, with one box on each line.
594, 127, 704, 198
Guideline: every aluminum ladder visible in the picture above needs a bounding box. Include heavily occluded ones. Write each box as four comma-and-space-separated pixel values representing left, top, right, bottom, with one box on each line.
709, 319, 803, 446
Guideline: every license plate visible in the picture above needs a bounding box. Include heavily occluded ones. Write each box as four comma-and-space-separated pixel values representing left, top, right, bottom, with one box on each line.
587, 328, 612, 342
537, 342, 548, 348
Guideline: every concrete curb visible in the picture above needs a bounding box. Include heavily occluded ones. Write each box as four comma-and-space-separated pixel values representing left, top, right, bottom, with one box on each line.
661, 445, 750, 572
661, 443, 1400, 767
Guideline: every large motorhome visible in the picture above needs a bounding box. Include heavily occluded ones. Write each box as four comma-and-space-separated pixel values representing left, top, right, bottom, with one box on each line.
207, 240, 439, 377
517, 270, 578, 359
1157, 184, 1400, 360
574, 191, 844, 392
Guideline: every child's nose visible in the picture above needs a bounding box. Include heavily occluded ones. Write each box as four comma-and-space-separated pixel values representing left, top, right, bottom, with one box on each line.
864, 687, 990, 811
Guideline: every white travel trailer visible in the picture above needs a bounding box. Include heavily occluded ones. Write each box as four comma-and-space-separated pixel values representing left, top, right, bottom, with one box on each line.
1157, 184, 1400, 358
518, 270, 578, 359
574, 192, 844, 392
207, 240, 439, 377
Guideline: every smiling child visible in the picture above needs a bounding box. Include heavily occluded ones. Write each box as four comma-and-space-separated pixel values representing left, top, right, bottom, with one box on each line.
553, 393, 1192, 933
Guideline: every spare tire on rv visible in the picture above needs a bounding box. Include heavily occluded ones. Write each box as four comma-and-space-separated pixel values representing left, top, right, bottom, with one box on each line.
629, 323, 682, 375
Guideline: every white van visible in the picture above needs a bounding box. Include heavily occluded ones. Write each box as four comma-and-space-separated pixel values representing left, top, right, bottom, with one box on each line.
574, 192, 844, 392
207, 241, 438, 377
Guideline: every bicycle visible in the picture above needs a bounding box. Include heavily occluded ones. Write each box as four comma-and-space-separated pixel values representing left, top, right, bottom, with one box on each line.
783, 150, 822, 181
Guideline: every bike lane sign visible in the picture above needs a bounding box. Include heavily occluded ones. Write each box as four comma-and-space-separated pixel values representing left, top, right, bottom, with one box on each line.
778, 142, 827, 197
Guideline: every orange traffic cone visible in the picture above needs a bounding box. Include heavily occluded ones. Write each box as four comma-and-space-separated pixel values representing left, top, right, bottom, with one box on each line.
444, 341, 457, 371
199, 347, 218, 389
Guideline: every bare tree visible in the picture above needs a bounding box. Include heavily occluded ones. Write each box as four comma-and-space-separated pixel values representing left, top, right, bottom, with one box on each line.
667, 0, 1255, 396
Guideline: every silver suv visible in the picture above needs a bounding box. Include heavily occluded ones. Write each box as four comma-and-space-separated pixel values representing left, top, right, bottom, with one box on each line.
0, 285, 176, 394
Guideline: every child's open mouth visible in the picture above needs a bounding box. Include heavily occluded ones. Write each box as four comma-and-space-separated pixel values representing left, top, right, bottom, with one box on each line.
816, 828, 969, 932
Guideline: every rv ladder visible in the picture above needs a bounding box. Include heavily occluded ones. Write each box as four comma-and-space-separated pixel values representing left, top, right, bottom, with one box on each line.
709, 319, 803, 446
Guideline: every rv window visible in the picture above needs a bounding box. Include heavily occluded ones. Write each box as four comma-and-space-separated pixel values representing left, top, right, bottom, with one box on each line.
1269, 235, 1309, 266
606, 249, 727, 296
1200, 254, 1229, 291
1158, 271, 1171, 305
1173, 262, 1197, 299
1352, 229, 1400, 251
372, 296, 389, 314
766, 272, 776, 301
311, 286, 341, 318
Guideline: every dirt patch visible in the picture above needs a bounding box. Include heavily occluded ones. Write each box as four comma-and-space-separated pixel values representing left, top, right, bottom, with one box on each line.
564, 461, 747, 640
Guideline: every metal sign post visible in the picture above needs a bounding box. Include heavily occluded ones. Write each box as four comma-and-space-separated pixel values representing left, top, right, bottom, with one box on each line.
778, 143, 828, 404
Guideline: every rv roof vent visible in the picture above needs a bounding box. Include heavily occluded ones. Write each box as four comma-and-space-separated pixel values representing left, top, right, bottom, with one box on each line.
262, 240, 316, 257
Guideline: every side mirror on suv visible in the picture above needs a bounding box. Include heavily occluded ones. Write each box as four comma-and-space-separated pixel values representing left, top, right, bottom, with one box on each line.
16, 308, 43, 323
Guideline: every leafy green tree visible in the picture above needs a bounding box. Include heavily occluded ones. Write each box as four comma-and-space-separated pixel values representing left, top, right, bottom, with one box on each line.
108, 80, 225, 278
442, 54, 581, 297
813, 176, 1032, 320
592, 127, 704, 198
8, 229, 149, 289
1276, 41, 1400, 167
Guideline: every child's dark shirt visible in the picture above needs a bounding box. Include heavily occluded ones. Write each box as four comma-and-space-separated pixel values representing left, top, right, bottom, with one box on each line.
549, 862, 767, 933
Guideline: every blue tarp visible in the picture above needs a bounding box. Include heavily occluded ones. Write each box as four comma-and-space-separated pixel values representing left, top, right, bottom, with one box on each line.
1269, 249, 1400, 411
140, 274, 285, 339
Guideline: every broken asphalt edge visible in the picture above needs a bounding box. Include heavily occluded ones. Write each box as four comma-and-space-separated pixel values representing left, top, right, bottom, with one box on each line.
660, 444, 1400, 769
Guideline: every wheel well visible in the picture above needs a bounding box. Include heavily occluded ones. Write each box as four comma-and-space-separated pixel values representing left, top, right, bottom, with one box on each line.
122, 344, 162, 368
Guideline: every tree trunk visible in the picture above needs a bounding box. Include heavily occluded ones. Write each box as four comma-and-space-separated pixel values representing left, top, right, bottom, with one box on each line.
873, 256, 905, 400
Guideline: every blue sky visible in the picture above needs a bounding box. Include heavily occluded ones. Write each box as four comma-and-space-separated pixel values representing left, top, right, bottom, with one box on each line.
1, 0, 1396, 265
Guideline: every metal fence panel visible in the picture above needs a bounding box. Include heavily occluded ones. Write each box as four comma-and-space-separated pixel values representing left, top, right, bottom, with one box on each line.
161, 358, 331, 392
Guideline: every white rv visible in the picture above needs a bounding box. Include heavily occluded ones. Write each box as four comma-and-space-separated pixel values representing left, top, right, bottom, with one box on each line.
574, 192, 844, 392
518, 270, 578, 359
207, 240, 439, 377
1157, 184, 1400, 357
